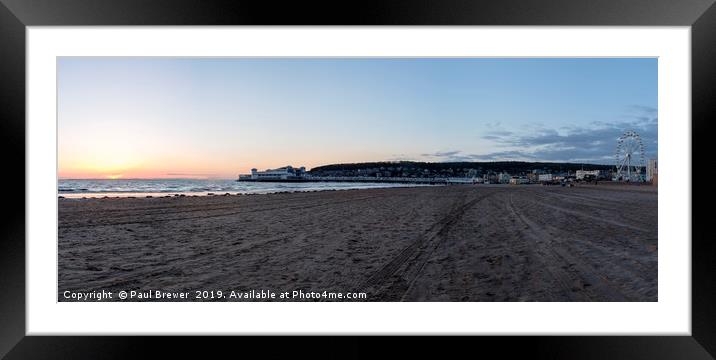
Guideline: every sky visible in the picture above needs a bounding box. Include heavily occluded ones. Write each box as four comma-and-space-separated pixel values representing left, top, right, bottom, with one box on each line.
58, 57, 657, 179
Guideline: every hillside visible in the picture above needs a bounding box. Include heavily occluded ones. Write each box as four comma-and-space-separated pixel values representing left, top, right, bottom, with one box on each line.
309, 161, 614, 178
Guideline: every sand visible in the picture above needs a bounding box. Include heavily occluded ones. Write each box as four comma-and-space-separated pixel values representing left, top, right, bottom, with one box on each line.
58, 184, 657, 301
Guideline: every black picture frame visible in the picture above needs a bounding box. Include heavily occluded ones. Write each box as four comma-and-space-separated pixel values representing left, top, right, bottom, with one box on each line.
1, 1, 713, 359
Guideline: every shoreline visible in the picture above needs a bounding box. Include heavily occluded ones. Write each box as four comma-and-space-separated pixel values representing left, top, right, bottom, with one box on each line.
56, 183, 446, 199
57, 181, 656, 199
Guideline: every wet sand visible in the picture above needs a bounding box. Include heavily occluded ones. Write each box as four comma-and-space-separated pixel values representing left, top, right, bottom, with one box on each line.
58, 184, 657, 301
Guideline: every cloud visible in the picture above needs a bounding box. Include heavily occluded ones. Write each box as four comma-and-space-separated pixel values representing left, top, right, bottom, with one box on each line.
481, 135, 502, 140
486, 130, 513, 136
468, 150, 537, 161
421, 150, 474, 162
420, 150, 462, 158
420, 149, 535, 162
476, 106, 657, 164
628, 105, 657, 115
407, 106, 657, 164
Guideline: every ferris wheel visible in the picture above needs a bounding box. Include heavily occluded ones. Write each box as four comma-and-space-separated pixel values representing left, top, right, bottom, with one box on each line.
615, 130, 646, 182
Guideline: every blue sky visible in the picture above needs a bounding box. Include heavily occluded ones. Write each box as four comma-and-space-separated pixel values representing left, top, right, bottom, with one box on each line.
58, 57, 657, 179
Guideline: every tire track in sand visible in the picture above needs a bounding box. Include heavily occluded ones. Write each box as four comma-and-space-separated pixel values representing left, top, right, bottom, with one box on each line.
507, 192, 629, 301
358, 191, 495, 301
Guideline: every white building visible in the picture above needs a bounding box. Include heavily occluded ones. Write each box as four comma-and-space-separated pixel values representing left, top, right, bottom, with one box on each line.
575, 170, 600, 180
538, 174, 553, 182
646, 159, 658, 182
239, 165, 307, 180
509, 177, 529, 185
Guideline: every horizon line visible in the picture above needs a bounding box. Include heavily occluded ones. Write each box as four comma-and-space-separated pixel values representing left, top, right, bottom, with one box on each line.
58, 159, 634, 181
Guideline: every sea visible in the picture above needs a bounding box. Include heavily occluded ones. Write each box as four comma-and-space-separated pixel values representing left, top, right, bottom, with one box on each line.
57, 179, 436, 198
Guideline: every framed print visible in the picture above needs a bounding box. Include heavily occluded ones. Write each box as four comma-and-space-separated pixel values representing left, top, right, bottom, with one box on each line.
1, 0, 714, 359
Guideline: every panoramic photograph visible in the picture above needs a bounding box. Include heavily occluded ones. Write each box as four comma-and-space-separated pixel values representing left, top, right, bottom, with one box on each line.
57, 57, 657, 302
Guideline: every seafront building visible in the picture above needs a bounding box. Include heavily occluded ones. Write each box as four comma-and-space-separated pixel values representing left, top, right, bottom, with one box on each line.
238, 166, 307, 181
509, 177, 529, 185
575, 170, 601, 180
646, 159, 658, 182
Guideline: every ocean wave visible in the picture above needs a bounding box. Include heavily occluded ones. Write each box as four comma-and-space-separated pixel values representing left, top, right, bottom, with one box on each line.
57, 179, 434, 196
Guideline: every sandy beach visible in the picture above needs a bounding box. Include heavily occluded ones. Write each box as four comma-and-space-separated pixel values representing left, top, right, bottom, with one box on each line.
58, 184, 657, 302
